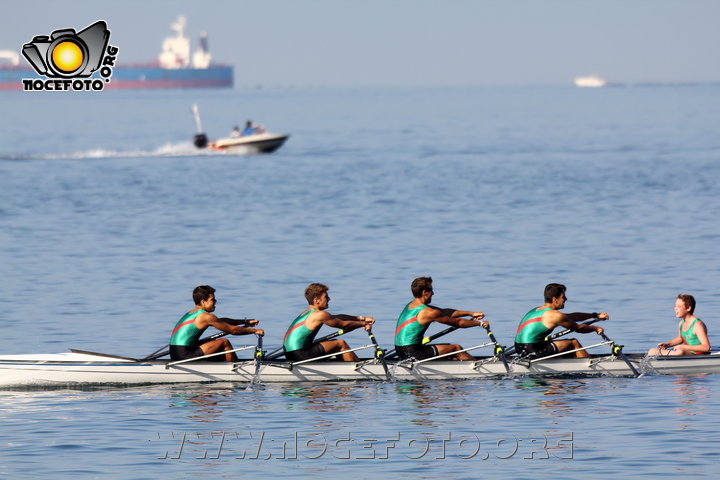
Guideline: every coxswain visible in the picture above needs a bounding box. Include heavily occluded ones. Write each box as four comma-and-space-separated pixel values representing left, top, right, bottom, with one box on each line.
647, 294, 710, 356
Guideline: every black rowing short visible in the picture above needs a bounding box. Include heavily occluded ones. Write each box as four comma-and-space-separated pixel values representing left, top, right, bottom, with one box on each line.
395, 344, 438, 361
514, 341, 558, 359
169, 345, 204, 361
284, 343, 326, 361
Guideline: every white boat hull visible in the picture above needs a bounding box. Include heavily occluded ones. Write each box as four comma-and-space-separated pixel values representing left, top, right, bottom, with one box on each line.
209, 133, 289, 153
2, 352, 720, 387
574, 75, 608, 88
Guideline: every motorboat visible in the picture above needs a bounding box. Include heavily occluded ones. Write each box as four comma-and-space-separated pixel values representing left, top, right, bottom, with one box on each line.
191, 104, 289, 154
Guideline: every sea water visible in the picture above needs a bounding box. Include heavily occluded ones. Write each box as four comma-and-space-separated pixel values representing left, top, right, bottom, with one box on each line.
0, 85, 719, 478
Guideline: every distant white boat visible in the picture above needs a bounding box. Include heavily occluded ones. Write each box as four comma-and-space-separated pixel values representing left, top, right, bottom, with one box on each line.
574, 75, 608, 88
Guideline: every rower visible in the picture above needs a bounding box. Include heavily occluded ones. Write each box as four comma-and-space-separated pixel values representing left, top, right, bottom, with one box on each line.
169, 285, 264, 362
647, 294, 710, 356
282, 283, 374, 361
514, 283, 607, 359
394, 277, 487, 361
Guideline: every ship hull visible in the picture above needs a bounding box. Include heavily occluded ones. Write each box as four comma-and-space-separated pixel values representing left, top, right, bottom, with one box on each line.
0, 64, 233, 90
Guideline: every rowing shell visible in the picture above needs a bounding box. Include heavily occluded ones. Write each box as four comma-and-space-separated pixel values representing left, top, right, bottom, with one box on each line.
2, 351, 720, 387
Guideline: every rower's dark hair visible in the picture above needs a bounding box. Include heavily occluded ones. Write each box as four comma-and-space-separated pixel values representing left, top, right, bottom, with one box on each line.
411, 277, 433, 298
193, 285, 216, 305
305, 283, 329, 304
677, 294, 696, 314
544, 283, 566, 303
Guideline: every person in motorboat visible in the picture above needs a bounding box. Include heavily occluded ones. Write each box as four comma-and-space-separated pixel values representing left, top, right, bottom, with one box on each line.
514, 283, 607, 359
242, 120, 255, 136
394, 276, 487, 361
647, 294, 710, 356
230, 126, 241, 138
170, 285, 264, 362
282, 283, 374, 361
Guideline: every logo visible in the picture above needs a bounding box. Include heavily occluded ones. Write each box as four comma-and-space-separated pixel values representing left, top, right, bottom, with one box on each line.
21, 20, 119, 91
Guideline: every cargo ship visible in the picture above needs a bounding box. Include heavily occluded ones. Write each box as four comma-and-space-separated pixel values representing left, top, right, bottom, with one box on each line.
0, 16, 233, 90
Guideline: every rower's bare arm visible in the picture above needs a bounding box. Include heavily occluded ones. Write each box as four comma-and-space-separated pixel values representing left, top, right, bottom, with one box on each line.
432, 310, 488, 329
322, 313, 371, 331
555, 312, 604, 334
207, 316, 263, 336
658, 335, 682, 349
333, 314, 375, 331
219, 317, 259, 327
565, 312, 608, 323
438, 308, 485, 319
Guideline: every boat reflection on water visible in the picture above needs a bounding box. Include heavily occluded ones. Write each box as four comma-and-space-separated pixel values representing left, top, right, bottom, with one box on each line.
513, 378, 589, 416
670, 375, 711, 429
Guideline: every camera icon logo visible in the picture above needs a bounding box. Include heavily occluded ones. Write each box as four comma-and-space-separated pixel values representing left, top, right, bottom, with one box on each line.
22, 20, 110, 78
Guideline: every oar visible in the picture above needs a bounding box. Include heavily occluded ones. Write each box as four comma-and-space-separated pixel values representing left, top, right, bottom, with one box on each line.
423, 326, 459, 344
264, 329, 347, 361
483, 324, 510, 374
141, 331, 230, 361
366, 329, 391, 381
385, 326, 459, 360
600, 332, 640, 377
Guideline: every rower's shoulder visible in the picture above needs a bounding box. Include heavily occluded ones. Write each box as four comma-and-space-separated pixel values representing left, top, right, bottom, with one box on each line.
196, 310, 218, 327
422, 304, 442, 314
541, 308, 563, 323
311, 309, 332, 321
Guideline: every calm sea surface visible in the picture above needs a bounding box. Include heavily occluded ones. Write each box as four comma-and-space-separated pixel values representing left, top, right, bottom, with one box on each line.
1, 85, 719, 478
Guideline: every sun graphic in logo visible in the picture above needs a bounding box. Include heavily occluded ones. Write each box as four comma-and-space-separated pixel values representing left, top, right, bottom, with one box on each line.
51, 41, 84, 73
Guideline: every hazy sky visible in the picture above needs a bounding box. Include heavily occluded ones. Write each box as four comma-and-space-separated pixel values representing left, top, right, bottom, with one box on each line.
3, 0, 719, 87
